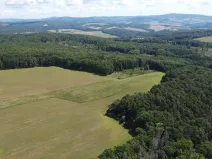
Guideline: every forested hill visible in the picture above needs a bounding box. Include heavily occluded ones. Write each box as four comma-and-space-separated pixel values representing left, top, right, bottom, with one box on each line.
2, 13, 212, 34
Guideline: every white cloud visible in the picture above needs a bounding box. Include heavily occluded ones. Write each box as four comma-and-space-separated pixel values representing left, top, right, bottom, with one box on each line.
68, 0, 83, 5
1, 0, 212, 19
5, 0, 25, 6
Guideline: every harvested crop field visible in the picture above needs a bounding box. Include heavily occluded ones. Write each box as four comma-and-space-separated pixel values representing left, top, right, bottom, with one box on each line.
0, 67, 108, 101
0, 67, 164, 159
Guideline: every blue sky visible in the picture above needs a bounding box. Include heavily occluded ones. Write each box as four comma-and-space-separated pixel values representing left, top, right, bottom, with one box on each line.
0, 0, 212, 19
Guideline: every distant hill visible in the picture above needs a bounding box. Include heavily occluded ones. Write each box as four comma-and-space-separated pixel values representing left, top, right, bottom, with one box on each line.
1, 13, 212, 36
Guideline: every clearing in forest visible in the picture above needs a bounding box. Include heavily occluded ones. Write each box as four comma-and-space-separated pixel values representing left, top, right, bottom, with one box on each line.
49, 29, 117, 38
123, 27, 148, 32
0, 67, 164, 159
195, 36, 212, 42
82, 23, 106, 26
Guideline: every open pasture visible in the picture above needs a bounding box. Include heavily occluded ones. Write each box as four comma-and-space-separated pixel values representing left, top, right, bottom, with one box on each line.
195, 36, 212, 42
0, 67, 164, 159
82, 23, 106, 26
0, 67, 109, 101
123, 27, 148, 32
58, 29, 117, 38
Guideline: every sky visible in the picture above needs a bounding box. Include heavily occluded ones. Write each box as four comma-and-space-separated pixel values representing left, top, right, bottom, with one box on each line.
0, 0, 212, 19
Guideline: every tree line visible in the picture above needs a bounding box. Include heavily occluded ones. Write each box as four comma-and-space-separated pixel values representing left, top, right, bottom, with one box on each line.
0, 34, 169, 75
99, 66, 212, 159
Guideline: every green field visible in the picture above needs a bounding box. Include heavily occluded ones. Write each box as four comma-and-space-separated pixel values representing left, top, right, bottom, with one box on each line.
0, 67, 164, 159
109, 68, 153, 79
49, 29, 117, 38
195, 36, 212, 42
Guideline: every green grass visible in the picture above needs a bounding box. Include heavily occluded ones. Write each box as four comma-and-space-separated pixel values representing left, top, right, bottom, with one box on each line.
0, 67, 109, 101
83, 23, 106, 26
195, 36, 212, 42
109, 68, 153, 79
53, 72, 163, 103
49, 29, 117, 38
0, 67, 164, 159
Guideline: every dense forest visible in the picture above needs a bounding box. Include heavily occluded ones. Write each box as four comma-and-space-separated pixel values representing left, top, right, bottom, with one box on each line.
99, 66, 212, 159
97, 30, 212, 159
0, 33, 170, 75
0, 30, 212, 159
1, 32, 212, 75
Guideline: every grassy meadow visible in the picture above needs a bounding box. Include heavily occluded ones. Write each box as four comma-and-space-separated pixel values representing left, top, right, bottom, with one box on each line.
123, 27, 148, 32
0, 67, 108, 101
49, 29, 117, 38
0, 67, 164, 159
195, 36, 212, 42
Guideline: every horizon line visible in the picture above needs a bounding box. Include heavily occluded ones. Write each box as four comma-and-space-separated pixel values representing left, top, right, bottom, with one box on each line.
0, 13, 212, 20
